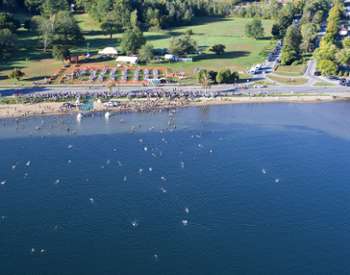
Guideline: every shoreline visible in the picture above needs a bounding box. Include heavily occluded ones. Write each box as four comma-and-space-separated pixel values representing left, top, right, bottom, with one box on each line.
0, 95, 347, 119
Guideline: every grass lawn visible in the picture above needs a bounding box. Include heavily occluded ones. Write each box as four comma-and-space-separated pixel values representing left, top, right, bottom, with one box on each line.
268, 75, 308, 85
275, 64, 307, 77
76, 15, 273, 73
313, 81, 336, 87
0, 14, 273, 86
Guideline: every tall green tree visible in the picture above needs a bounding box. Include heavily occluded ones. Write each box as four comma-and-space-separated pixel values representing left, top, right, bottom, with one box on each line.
8, 68, 25, 80
24, 0, 44, 13
36, 15, 55, 51
0, 12, 20, 32
138, 43, 154, 64
336, 49, 350, 66
100, 11, 123, 39
0, 28, 17, 60
300, 23, 318, 53
53, 11, 84, 47
245, 18, 264, 39
41, 0, 68, 17
210, 44, 226, 55
120, 27, 145, 54
169, 34, 197, 56
317, 59, 337, 75
280, 25, 302, 65
52, 45, 70, 63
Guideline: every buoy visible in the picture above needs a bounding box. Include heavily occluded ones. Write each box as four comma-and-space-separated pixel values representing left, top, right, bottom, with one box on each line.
76, 113, 82, 122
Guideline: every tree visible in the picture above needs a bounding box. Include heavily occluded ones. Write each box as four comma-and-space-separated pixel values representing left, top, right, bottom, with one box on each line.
120, 27, 145, 54
41, 0, 68, 17
100, 11, 123, 39
0, 28, 17, 60
138, 43, 154, 64
216, 69, 239, 84
343, 37, 350, 49
314, 41, 337, 62
34, 15, 54, 51
113, 0, 131, 30
198, 69, 210, 89
169, 34, 197, 56
300, 23, 318, 53
280, 47, 298, 65
130, 10, 139, 28
284, 25, 301, 51
146, 8, 160, 31
280, 25, 301, 65
323, 1, 343, 43
53, 11, 84, 47
24, 0, 44, 13
8, 68, 25, 80
336, 49, 350, 66
317, 59, 337, 76
271, 23, 281, 39
52, 45, 70, 63
245, 18, 264, 39
209, 44, 226, 55
0, 12, 20, 32
34, 10, 83, 51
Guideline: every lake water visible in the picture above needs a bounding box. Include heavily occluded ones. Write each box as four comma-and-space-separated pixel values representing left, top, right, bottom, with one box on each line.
1, 102, 350, 275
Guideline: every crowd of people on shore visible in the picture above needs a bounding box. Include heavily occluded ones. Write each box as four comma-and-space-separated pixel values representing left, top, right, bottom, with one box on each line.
17, 86, 243, 102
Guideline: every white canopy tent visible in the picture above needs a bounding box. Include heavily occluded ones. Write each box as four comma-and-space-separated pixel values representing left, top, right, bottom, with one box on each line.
98, 47, 118, 56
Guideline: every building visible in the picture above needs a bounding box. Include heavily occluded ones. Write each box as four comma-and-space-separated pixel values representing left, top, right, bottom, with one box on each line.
116, 56, 138, 64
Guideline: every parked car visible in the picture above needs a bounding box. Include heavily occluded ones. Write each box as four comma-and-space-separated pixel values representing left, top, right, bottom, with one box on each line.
103, 100, 119, 108
327, 75, 339, 81
339, 78, 350, 86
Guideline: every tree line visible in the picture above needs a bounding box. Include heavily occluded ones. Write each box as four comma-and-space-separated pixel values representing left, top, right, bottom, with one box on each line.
0, 0, 256, 62
273, 0, 332, 66
314, 0, 350, 76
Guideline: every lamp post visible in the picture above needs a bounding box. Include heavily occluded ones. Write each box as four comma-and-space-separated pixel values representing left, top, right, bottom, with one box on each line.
86, 42, 90, 57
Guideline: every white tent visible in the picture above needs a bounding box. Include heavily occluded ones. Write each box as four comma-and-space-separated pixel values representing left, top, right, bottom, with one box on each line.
98, 47, 118, 56
164, 54, 177, 61
116, 56, 138, 64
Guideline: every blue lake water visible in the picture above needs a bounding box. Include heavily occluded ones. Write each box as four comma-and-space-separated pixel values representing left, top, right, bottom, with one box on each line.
1, 102, 350, 275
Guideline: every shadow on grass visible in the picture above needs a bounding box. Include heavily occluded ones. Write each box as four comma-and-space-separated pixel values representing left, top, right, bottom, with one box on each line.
145, 31, 183, 42
188, 16, 231, 27
258, 36, 273, 41
83, 30, 105, 36
78, 56, 115, 64
85, 37, 118, 50
195, 51, 250, 61
0, 65, 26, 73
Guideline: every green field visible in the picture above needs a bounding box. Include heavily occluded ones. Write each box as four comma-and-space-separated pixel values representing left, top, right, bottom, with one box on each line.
0, 14, 273, 85
268, 75, 308, 85
275, 64, 307, 77
313, 81, 336, 87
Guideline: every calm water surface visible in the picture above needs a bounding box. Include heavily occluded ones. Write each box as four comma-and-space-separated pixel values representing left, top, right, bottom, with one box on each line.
1, 102, 350, 275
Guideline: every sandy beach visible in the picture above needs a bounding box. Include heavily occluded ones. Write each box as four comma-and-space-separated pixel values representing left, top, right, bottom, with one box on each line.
0, 94, 346, 119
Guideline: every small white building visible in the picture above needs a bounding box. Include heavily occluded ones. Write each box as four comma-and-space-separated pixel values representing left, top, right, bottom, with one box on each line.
116, 56, 138, 64
164, 54, 177, 61
339, 27, 348, 37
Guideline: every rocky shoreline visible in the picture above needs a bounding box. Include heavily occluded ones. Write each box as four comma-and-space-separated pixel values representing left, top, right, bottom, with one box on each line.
0, 94, 346, 119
